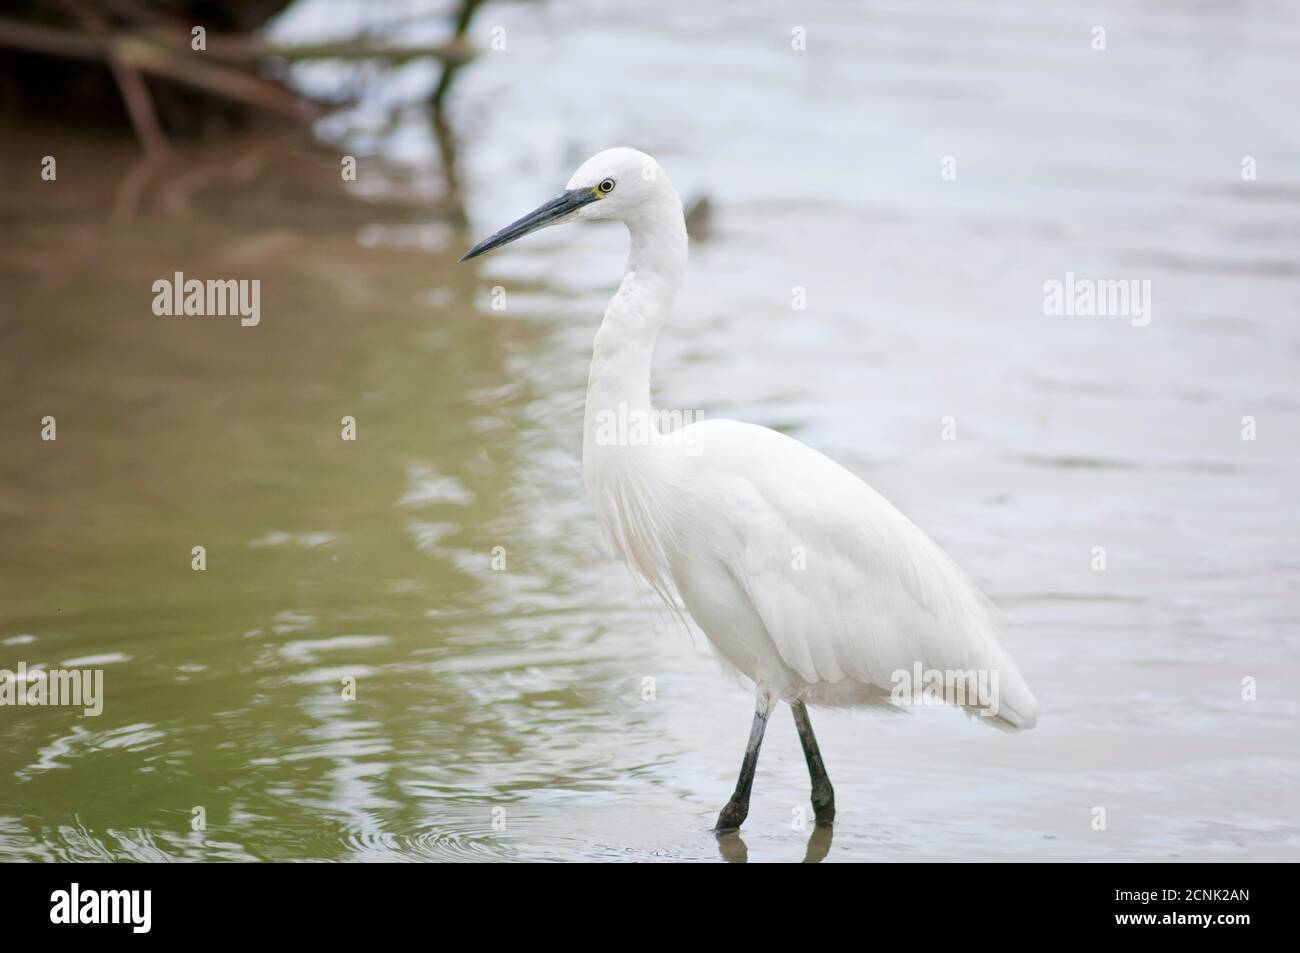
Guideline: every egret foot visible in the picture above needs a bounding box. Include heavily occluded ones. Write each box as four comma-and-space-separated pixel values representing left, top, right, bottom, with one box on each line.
793, 701, 836, 826
714, 690, 772, 833
714, 798, 750, 833
811, 783, 836, 826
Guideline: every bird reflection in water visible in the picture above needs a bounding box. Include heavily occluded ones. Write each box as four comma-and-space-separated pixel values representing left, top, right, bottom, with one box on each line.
716, 822, 834, 864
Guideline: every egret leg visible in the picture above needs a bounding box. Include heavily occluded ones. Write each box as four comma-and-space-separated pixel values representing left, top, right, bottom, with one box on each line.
714, 691, 773, 833
792, 701, 835, 825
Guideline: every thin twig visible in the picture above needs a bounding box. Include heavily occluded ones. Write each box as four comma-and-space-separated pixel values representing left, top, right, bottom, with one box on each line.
62, 0, 167, 155
0, 19, 321, 119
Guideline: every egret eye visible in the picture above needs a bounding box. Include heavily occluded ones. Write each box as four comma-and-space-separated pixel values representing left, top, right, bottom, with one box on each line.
598, 178, 616, 194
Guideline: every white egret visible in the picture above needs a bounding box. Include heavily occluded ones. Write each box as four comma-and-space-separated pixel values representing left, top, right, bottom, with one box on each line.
462, 148, 1038, 832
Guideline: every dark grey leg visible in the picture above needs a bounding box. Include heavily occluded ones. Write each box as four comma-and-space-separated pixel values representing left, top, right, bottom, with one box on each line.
792, 701, 835, 825
714, 691, 773, 833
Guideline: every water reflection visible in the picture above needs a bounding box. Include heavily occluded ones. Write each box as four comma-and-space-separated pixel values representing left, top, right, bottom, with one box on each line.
716, 823, 834, 864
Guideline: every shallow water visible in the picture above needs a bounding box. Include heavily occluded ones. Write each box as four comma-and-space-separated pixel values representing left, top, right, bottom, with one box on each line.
1, 0, 1298, 861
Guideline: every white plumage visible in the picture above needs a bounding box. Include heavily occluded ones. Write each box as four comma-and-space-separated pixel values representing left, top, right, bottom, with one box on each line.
463, 146, 1038, 831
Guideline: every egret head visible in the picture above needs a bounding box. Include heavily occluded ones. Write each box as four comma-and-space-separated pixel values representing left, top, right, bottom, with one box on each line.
459, 147, 677, 261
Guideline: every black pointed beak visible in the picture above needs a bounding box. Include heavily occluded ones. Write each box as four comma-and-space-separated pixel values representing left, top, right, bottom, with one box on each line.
460, 188, 601, 262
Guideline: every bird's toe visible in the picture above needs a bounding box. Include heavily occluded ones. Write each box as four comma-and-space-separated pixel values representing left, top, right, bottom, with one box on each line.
812, 786, 835, 825
714, 800, 749, 833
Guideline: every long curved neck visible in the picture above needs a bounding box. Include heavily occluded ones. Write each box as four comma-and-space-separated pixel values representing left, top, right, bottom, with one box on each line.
584, 200, 688, 435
